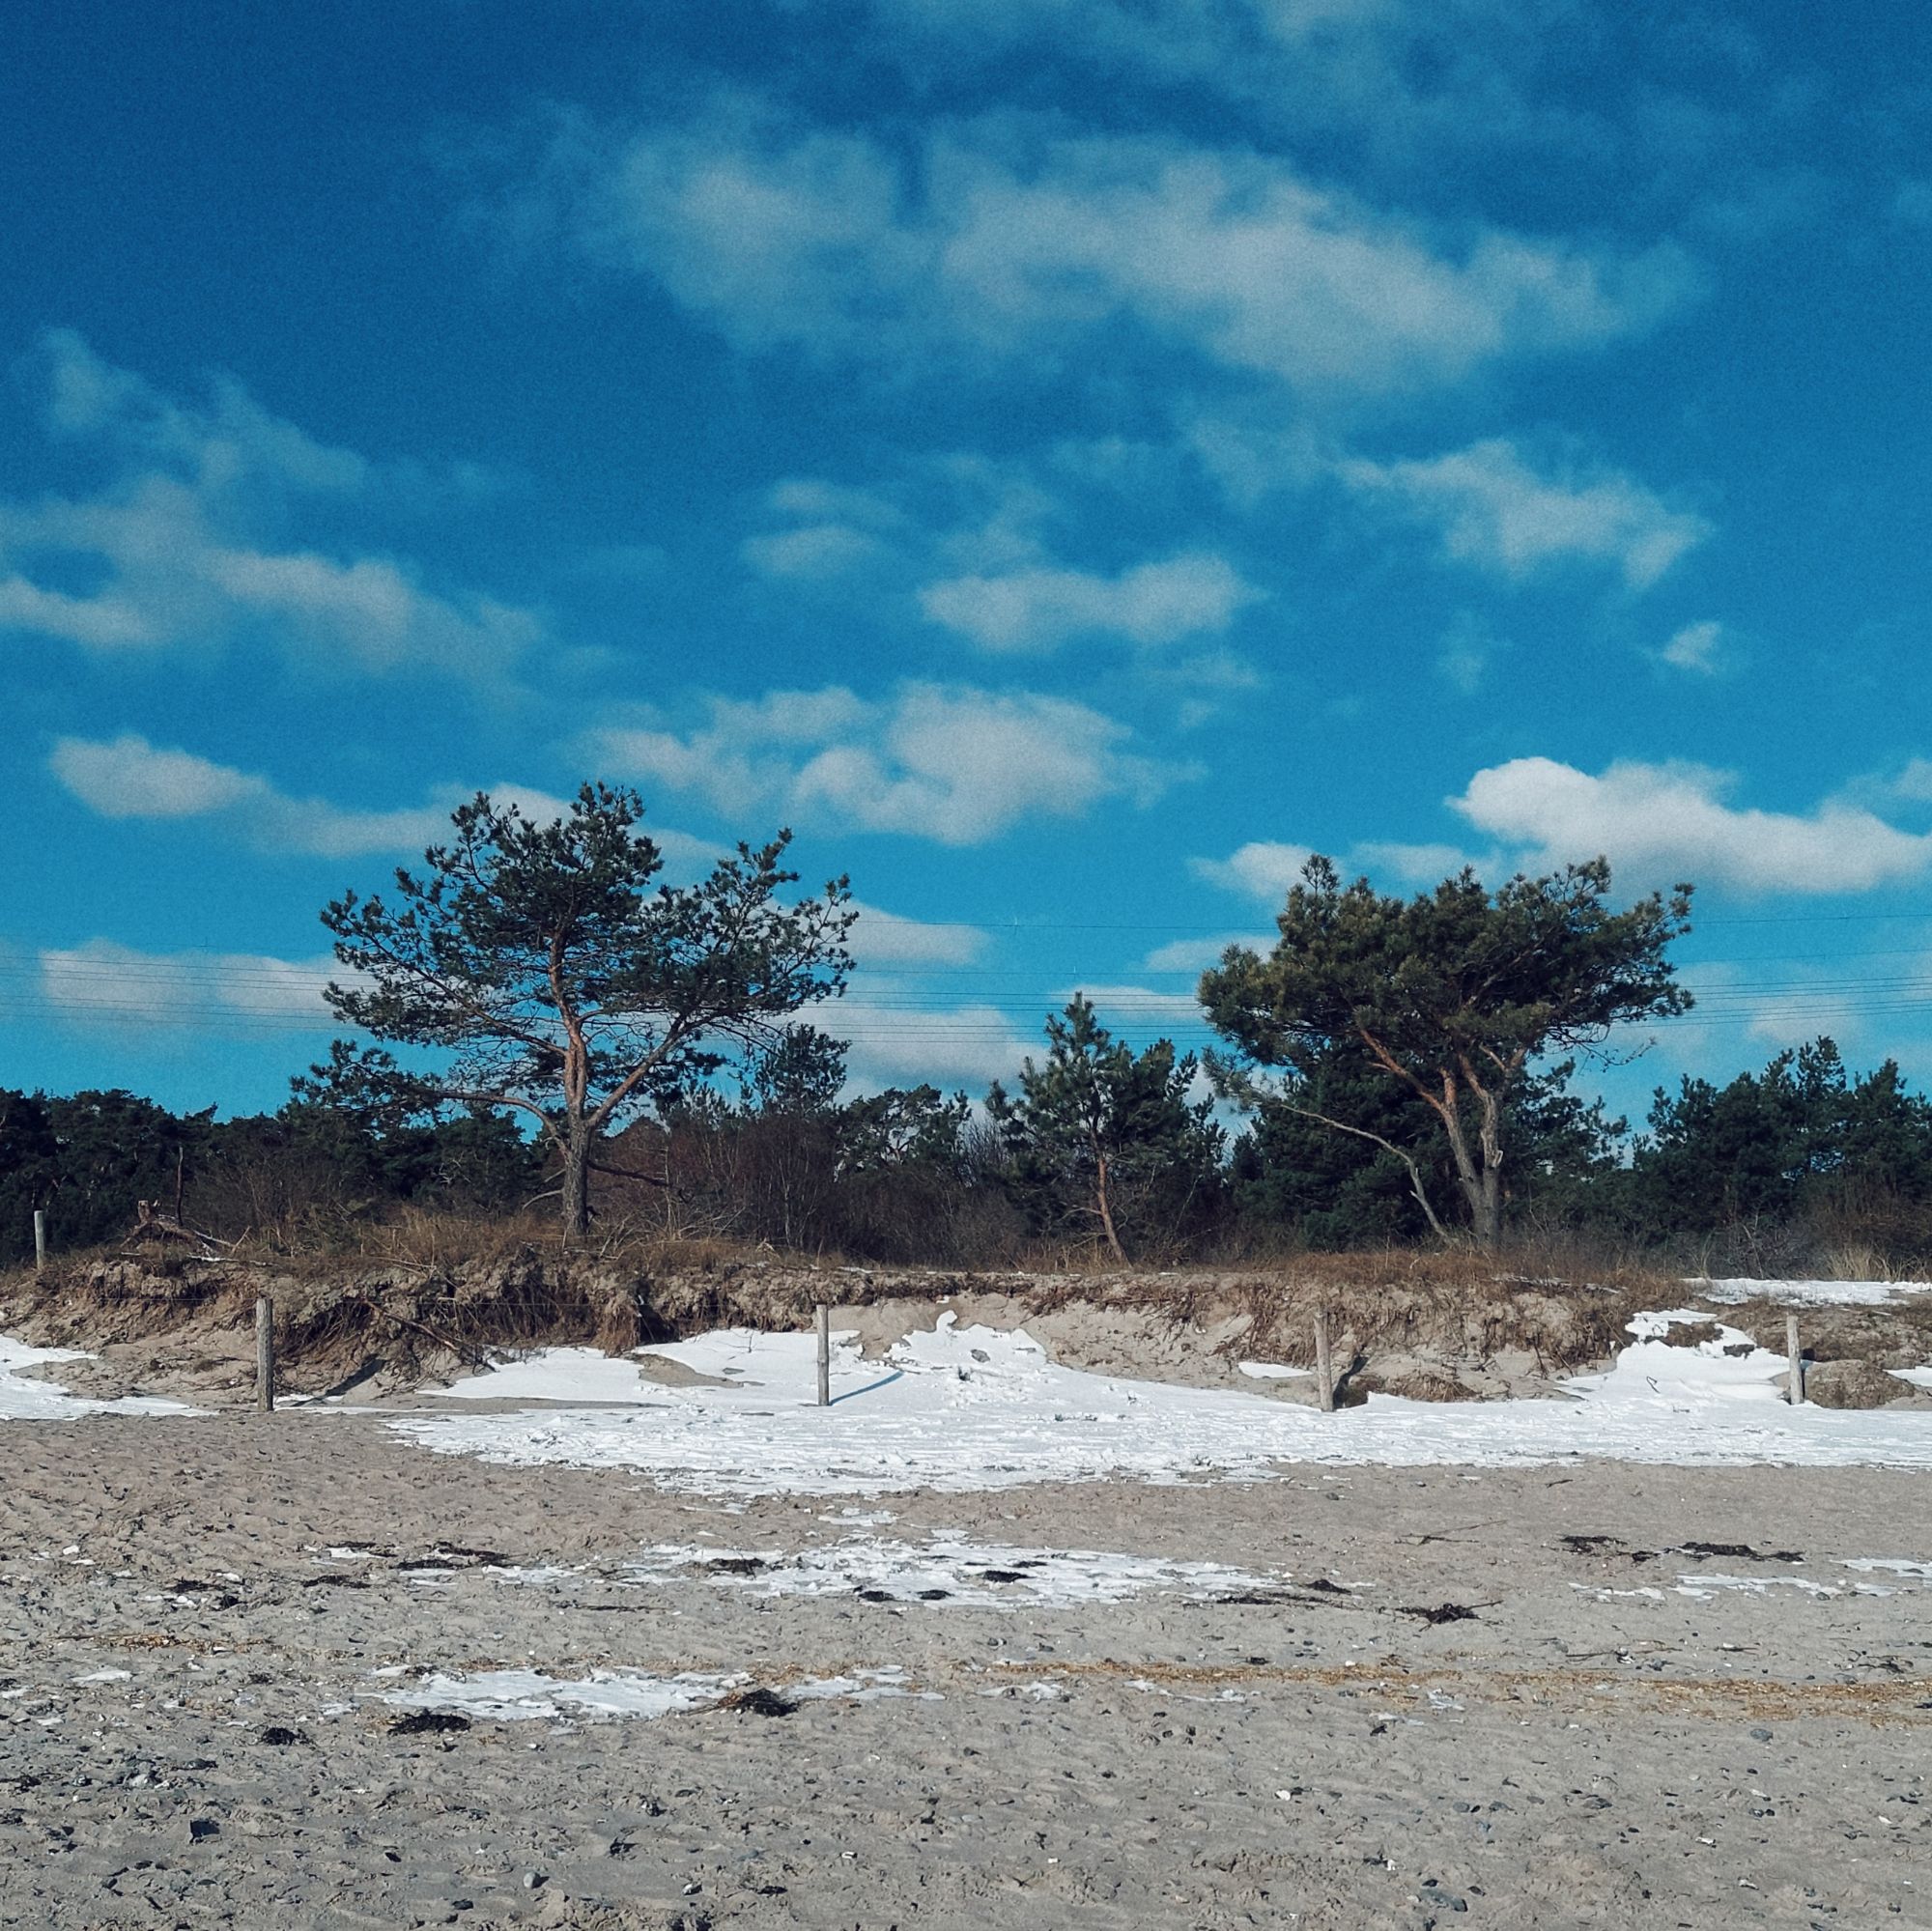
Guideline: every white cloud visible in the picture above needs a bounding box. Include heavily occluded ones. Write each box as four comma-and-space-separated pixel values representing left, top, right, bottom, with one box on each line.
1193, 834, 1484, 901
1141, 932, 1275, 974
1338, 438, 1709, 588
1062, 981, 1210, 1030
36, 328, 371, 497
51, 732, 455, 857
1668, 960, 1876, 1059
1184, 415, 1327, 508
919, 552, 1259, 653
48, 733, 617, 863
1451, 756, 1932, 895
1189, 839, 1316, 900
1659, 617, 1724, 672
39, 939, 343, 1031
50, 734, 261, 820
592, 682, 1186, 844
1197, 755, 1932, 909
832, 991, 1032, 1088
1349, 839, 1487, 883
1888, 758, 1932, 805
0, 575, 157, 648
847, 901, 987, 968
544, 105, 1690, 398
0, 334, 538, 679
741, 523, 885, 580
743, 461, 1263, 676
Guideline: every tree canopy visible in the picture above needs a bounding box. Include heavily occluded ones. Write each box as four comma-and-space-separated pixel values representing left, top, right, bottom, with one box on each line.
312, 782, 854, 1235
1201, 856, 1691, 1247
987, 995, 1223, 1261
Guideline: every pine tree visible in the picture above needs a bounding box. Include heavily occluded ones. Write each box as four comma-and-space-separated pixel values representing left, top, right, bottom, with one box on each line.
987, 996, 1222, 1263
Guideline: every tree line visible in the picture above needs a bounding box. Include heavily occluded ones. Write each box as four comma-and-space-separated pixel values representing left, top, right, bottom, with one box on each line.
6, 782, 1930, 1270
9, 1022, 1932, 1272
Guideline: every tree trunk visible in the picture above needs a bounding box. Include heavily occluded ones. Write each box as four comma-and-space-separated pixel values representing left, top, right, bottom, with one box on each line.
561, 1130, 592, 1239
1472, 1091, 1505, 1250
1472, 1166, 1503, 1251
1433, 1081, 1510, 1250
1094, 1152, 1129, 1264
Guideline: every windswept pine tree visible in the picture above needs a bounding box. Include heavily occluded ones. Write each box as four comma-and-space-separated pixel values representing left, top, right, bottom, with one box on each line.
1202, 857, 1691, 1248
310, 783, 854, 1237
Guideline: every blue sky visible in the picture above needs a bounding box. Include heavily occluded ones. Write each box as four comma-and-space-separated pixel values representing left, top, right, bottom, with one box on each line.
4, 0, 1932, 1127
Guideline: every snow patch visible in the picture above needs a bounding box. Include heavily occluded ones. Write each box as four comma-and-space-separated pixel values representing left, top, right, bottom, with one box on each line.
383, 1668, 736, 1722
1694, 1278, 1932, 1307
625, 1533, 1278, 1606
1237, 1360, 1311, 1381
379, 1664, 933, 1722
1674, 1573, 1845, 1599
388, 1312, 1932, 1497
0, 1338, 199, 1421
430, 1347, 654, 1405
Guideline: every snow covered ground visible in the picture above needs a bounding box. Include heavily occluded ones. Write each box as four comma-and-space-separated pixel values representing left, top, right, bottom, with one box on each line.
623, 1531, 1283, 1606
427, 1346, 658, 1405
377, 1664, 934, 1723
0, 1339, 197, 1421
1695, 1277, 1932, 1306
387, 1310, 1932, 1496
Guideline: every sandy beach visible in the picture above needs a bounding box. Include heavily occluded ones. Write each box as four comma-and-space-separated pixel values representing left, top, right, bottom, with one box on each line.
4, 1398, 1929, 1930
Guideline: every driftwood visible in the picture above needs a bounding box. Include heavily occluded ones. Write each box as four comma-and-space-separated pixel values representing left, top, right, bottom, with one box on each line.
340, 1292, 491, 1368
122, 1199, 236, 1259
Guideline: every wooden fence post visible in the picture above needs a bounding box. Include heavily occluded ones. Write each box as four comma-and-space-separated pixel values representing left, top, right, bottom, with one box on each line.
1785, 1313, 1803, 1406
32, 1210, 45, 1273
256, 1296, 275, 1414
815, 1303, 831, 1407
1314, 1306, 1335, 1413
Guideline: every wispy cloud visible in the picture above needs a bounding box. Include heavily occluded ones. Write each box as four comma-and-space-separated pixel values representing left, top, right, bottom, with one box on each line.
1193, 835, 1485, 902
1141, 931, 1276, 975
0, 332, 539, 679
830, 990, 1033, 1089
39, 939, 344, 1031
50, 732, 464, 857
1061, 981, 1210, 1030
1337, 437, 1709, 588
1658, 618, 1724, 672
591, 681, 1190, 844
528, 102, 1692, 399
919, 552, 1260, 653
1189, 839, 1316, 900
847, 900, 988, 967
47, 733, 730, 870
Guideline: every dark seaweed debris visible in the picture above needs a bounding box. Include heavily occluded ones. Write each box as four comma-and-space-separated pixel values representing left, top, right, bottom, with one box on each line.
390, 1710, 470, 1736
723, 1688, 797, 1718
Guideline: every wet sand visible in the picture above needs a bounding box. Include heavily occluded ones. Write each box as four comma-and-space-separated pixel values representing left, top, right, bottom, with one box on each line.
2, 1409, 1929, 1928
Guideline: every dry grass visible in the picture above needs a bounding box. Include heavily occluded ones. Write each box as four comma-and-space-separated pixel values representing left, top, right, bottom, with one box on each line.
222, 1207, 770, 1281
